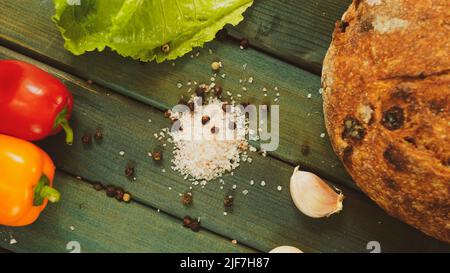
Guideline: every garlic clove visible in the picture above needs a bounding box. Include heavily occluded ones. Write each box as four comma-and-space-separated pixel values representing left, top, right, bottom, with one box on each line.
269, 246, 303, 253
290, 166, 344, 218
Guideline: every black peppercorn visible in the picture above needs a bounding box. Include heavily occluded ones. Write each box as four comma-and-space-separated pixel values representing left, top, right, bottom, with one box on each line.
214, 85, 223, 97
239, 38, 249, 49
201, 116, 211, 125
182, 192, 193, 206
125, 166, 135, 178
188, 102, 195, 112
211, 126, 219, 134
196, 86, 206, 97
153, 151, 162, 161
183, 216, 193, 228
94, 129, 103, 141
81, 133, 92, 145
224, 195, 234, 208
190, 220, 201, 232
93, 182, 104, 191
301, 144, 310, 156
115, 187, 125, 201
105, 185, 116, 198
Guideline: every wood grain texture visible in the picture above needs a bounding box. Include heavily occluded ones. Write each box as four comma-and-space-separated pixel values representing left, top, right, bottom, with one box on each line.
0, 0, 356, 190
1, 47, 448, 253
0, 172, 254, 253
226, 0, 352, 74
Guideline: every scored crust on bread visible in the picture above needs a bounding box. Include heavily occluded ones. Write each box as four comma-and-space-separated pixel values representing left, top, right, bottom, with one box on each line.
322, 0, 449, 242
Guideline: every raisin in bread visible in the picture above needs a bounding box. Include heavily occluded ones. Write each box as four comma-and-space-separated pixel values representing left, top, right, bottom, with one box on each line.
322, 0, 450, 242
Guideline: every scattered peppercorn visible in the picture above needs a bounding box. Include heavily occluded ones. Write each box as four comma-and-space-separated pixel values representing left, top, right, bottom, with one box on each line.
196, 86, 206, 97
161, 43, 170, 53
105, 185, 116, 198
123, 192, 131, 203
224, 195, 234, 208
239, 38, 249, 49
214, 85, 223, 97
190, 220, 201, 232
93, 182, 104, 191
81, 133, 92, 145
94, 128, 103, 141
115, 187, 125, 201
211, 126, 219, 134
183, 216, 193, 228
153, 151, 162, 161
182, 192, 193, 206
301, 144, 310, 156
201, 116, 211, 125
125, 166, 135, 178
188, 102, 195, 112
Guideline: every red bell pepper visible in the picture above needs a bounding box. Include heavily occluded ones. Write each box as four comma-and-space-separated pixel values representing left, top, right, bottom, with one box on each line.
0, 60, 74, 145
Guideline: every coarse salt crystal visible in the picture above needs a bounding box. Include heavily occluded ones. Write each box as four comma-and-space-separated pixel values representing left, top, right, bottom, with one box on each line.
168, 97, 250, 183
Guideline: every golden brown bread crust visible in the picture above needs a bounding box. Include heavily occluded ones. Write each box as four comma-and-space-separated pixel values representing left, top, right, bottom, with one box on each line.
322, 0, 450, 242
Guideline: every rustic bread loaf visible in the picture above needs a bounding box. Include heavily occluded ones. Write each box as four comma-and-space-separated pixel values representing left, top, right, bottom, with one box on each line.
322, 0, 449, 242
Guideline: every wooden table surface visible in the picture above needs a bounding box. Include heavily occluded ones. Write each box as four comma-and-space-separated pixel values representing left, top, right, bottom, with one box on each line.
0, 0, 448, 253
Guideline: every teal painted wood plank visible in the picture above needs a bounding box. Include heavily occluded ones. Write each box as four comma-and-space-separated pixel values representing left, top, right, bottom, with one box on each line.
0, 0, 356, 190
227, 0, 352, 74
0, 172, 254, 253
1, 47, 448, 253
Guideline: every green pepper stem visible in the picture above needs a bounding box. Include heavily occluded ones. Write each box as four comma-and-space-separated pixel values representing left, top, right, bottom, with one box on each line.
58, 118, 74, 146
34, 175, 61, 206
40, 186, 61, 203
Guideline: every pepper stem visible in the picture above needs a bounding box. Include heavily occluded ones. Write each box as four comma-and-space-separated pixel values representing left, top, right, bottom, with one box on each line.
54, 108, 73, 146
34, 175, 61, 206
40, 186, 61, 203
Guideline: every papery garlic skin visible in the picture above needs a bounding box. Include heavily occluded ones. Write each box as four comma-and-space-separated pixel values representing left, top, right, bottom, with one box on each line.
290, 166, 344, 218
269, 246, 303, 253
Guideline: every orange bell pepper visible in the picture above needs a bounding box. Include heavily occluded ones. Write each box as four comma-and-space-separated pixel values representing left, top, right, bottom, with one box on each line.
0, 134, 60, 226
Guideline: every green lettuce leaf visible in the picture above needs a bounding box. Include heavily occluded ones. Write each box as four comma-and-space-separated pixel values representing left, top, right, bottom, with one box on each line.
52, 0, 253, 62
